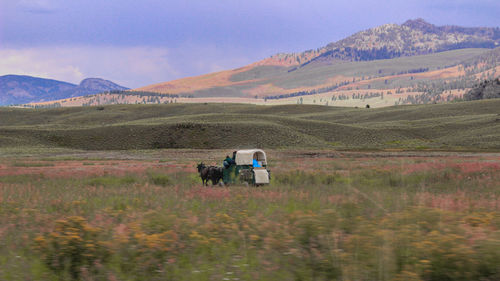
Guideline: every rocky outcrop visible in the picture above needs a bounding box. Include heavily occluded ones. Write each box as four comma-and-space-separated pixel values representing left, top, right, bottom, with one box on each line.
465, 78, 500, 100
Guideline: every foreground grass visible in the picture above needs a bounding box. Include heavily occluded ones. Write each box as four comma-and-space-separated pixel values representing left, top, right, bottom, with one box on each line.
0, 154, 499, 280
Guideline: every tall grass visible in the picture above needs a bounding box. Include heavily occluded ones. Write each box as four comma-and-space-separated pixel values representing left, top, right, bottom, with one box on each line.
0, 155, 498, 280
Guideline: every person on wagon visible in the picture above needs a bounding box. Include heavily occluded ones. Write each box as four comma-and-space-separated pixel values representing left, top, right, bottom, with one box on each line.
224, 155, 235, 168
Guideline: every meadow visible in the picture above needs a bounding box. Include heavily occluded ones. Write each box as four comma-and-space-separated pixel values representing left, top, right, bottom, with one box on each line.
0, 149, 499, 281
2, 99, 500, 151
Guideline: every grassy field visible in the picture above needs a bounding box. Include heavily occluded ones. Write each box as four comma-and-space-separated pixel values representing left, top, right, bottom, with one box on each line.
2, 99, 500, 151
1, 101, 498, 280
0, 149, 499, 280
270, 48, 488, 89
137, 48, 491, 97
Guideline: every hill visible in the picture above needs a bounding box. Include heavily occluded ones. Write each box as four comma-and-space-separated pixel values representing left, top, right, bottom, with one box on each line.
0, 75, 128, 105
0, 75, 76, 105
32, 47, 499, 108
262, 18, 500, 67
133, 19, 499, 99
2, 100, 499, 151
304, 18, 499, 66
23, 19, 500, 108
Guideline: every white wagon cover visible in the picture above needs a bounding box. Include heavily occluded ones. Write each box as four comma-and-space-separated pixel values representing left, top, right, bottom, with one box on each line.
235, 149, 267, 165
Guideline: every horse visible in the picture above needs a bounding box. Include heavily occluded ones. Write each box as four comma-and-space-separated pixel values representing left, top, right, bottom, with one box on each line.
208, 166, 223, 186
197, 162, 210, 186
197, 163, 224, 186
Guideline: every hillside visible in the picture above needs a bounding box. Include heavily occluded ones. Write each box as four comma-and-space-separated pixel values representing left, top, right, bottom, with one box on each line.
0, 75, 76, 105
305, 18, 499, 66
131, 21, 500, 105
33, 48, 499, 108
23, 19, 500, 108
2, 100, 499, 151
0, 75, 128, 105
264, 18, 500, 67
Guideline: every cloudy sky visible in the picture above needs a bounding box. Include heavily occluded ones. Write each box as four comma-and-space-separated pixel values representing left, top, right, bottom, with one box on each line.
0, 0, 499, 88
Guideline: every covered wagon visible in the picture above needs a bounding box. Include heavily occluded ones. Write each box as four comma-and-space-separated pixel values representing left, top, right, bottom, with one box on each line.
223, 149, 271, 186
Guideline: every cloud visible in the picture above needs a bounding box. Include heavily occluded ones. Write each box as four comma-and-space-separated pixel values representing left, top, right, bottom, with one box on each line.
2, 1, 498, 54
0, 46, 180, 87
0, 48, 85, 83
18, 0, 57, 13
2, 0, 496, 89
0, 45, 257, 88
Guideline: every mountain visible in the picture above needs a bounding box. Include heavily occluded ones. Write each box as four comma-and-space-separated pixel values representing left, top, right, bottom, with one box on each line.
79, 78, 128, 92
28, 19, 500, 108
301, 18, 499, 66
0, 75, 128, 105
258, 18, 500, 68
54, 78, 129, 101
0, 75, 76, 105
133, 19, 499, 98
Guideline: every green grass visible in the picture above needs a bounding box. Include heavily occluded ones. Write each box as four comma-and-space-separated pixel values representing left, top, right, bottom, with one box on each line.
11, 162, 55, 167
1, 100, 499, 151
272, 48, 490, 89
147, 171, 172, 186
87, 175, 138, 186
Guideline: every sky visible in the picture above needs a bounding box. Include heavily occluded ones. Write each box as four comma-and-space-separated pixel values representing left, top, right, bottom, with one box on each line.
0, 0, 499, 88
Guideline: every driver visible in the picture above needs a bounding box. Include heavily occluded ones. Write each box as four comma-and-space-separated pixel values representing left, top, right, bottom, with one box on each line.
223, 155, 235, 168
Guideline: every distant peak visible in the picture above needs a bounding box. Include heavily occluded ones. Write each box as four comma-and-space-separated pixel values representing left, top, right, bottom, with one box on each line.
402, 18, 438, 33
79, 77, 106, 85
403, 18, 431, 26
79, 78, 129, 91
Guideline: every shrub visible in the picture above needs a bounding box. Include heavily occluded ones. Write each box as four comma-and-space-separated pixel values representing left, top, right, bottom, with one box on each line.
287, 211, 341, 281
148, 172, 172, 186
413, 231, 477, 281
117, 224, 182, 279
475, 232, 500, 280
34, 216, 110, 280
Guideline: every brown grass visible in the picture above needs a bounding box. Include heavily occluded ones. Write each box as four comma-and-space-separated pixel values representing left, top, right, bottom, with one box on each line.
135, 65, 258, 94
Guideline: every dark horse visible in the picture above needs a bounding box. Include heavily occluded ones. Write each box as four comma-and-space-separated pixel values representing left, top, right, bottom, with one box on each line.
208, 166, 223, 186
197, 163, 223, 186
197, 163, 210, 186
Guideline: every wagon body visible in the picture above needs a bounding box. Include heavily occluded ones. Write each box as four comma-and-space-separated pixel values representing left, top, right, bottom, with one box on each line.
223, 149, 271, 185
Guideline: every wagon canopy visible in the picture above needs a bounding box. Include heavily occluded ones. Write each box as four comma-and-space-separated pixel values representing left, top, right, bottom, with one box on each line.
235, 149, 267, 166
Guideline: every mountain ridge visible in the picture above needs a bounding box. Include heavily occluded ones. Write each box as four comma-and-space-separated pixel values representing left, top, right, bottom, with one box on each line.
0, 75, 128, 105
266, 18, 500, 68
133, 19, 499, 99
23, 19, 500, 108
